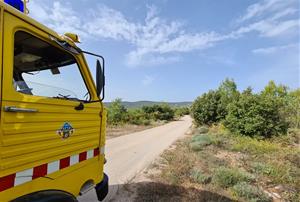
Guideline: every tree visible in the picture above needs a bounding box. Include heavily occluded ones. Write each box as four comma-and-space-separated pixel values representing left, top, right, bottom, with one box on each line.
261, 80, 288, 97
191, 79, 239, 126
191, 90, 222, 126
142, 104, 175, 121
224, 93, 289, 138
285, 89, 300, 128
217, 78, 239, 120
107, 98, 128, 125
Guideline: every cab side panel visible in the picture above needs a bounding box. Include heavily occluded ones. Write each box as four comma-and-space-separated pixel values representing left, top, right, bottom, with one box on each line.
0, 9, 104, 201
0, 4, 3, 112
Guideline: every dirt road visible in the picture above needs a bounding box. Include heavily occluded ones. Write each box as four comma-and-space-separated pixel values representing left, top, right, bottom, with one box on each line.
78, 116, 192, 202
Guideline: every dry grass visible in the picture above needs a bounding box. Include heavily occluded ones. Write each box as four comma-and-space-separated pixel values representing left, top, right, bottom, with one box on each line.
106, 123, 162, 138
130, 126, 300, 202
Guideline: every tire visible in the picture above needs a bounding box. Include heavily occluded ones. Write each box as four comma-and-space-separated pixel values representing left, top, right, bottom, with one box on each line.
95, 173, 109, 201
11, 190, 78, 202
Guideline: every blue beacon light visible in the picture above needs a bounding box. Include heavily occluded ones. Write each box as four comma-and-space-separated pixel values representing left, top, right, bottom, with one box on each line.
4, 0, 24, 12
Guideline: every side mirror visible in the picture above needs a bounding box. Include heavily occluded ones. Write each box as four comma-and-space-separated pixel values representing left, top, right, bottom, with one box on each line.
96, 59, 105, 100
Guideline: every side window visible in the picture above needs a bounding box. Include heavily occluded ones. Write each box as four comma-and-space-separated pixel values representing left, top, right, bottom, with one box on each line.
13, 31, 90, 101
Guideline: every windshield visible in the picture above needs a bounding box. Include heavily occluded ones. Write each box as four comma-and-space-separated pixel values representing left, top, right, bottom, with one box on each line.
13, 31, 90, 101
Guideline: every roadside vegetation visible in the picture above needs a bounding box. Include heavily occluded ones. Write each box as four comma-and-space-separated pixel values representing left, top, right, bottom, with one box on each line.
106, 98, 190, 137
128, 79, 299, 202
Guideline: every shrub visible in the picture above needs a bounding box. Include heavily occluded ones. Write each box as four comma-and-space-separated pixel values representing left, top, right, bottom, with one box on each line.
190, 169, 211, 184
190, 134, 212, 151
191, 90, 222, 126
142, 104, 175, 121
224, 92, 289, 138
231, 136, 280, 155
107, 98, 128, 125
217, 78, 239, 120
175, 107, 190, 117
251, 162, 297, 184
232, 182, 271, 202
127, 109, 151, 125
196, 126, 209, 134
251, 162, 275, 176
213, 166, 254, 188
285, 89, 300, 128
191, 79, 239, 126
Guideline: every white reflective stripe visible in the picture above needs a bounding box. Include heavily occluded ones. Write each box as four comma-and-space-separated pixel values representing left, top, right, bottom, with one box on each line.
70, 154, 79, 165
47, 160, 59, 174
100, 146, 105, 155
15, 168, 33, 186
87, 150, 93, 159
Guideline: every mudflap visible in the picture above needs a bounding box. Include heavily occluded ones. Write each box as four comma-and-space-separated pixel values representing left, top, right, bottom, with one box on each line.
95, 173, 109, 201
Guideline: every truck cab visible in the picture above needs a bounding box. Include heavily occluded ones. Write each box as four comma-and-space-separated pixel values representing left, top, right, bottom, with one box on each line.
0, 1, 108, 201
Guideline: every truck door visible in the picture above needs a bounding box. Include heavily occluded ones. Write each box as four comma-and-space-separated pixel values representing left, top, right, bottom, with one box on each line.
0, 11, 102, 183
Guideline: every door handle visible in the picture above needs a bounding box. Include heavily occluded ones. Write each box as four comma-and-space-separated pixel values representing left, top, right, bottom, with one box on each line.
4, 106, 39, 113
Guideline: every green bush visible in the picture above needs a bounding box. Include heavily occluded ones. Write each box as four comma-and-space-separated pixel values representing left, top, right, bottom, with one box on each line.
190, 169, 211, 184
107, 100, 176, 126
232, 182, 271, 202
142, 104, 175, 121
192, 80, 297, 138
213, 166, 254, 188
217, 78, 239, 120
285, 89, 300, 128
231, 136, 280, 155
107, 98, 128, 125
251, 161, 296, 184
191, 90, 222, 126
196, 126, 209, 134
127, 109, 151, 126
175, 107, 190, 117
224, 92, 289, 138
251, 162, 275, 176
191, 79, 239, 126
190, 134, 212, 151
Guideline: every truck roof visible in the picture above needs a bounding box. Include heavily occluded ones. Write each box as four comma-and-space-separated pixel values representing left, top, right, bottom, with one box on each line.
0, 1, 79, 48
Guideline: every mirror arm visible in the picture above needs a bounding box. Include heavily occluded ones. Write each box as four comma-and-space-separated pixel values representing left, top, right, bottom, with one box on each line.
81, 50, 105, 101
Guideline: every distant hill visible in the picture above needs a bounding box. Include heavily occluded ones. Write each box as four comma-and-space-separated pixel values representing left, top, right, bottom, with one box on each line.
104, 101, 192, 109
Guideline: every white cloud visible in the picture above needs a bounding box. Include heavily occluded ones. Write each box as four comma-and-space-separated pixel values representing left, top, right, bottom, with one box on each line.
84, 5, 138, 42
126, 52, 181, 67
142, 75, 155, 85
252, 43, 298, 54
28, 0, 299, 67
270, 8, 298, 21
30, 1, 87, 37
232, 0, 299, 38
29, 2, 228, 66
233, 18, 299, 37
237, 0, 297, 23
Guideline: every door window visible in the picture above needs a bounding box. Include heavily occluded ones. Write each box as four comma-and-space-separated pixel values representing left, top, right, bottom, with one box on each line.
13, 31, 90, 101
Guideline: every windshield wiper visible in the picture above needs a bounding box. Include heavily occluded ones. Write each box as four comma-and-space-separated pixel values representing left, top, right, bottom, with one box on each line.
53, 94, 79, 101
53, 94, 85, 111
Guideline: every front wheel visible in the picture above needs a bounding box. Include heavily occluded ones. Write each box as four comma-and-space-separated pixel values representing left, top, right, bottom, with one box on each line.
12, 190, 78, 202
95, 173, 109, 201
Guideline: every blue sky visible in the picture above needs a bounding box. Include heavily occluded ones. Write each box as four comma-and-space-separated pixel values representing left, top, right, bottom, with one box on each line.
28, 0, 299, 102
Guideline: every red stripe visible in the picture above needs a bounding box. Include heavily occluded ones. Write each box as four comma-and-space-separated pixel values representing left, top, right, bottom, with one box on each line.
0, 174, 16, 192
32, 164, 48, 179
0, 149, 98, 192
79, 151, 87, 162
94, 148, 99, 156
59, 157, 70, 169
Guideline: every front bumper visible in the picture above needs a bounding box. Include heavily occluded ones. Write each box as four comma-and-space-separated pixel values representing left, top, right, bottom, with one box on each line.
95, 173, 109, 201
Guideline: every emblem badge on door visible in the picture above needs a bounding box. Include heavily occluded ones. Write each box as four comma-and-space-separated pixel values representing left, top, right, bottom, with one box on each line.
57, 122, 74, 139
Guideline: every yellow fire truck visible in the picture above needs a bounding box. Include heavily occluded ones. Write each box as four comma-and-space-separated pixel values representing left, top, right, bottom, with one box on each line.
0, 0, 108, 201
